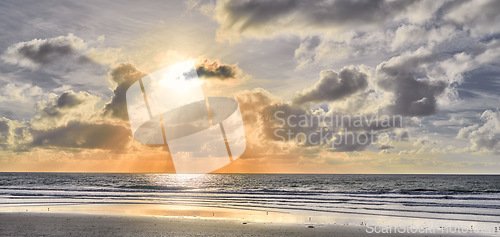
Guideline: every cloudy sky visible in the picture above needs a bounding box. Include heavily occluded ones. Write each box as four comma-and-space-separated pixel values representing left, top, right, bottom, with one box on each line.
0, 0, 499, 173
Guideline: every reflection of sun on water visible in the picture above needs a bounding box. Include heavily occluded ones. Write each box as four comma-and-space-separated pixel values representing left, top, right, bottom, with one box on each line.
146, 173, 209, 190
171, 174, 208, 188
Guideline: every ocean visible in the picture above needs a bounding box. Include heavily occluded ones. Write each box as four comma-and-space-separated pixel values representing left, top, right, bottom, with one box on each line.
1, 173, 499, 231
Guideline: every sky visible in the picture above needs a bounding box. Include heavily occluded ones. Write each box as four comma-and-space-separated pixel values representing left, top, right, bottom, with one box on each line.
0, 0, 499, 173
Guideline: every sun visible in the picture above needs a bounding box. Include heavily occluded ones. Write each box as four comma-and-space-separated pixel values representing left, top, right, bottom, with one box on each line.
159, 60, 203, 93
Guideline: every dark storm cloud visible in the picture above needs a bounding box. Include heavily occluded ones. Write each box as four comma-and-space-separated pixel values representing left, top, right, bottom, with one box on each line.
293, 66, 368, 104
196, 60, 238, 80
103, 63, 146, 120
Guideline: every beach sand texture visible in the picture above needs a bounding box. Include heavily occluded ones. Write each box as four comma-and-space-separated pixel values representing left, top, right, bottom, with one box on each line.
0, 212, 489, 237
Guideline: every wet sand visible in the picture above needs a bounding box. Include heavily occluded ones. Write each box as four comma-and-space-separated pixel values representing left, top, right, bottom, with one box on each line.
0, 212, 490, 237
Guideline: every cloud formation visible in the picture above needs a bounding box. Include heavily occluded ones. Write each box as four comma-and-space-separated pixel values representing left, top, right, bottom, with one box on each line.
1, 34, 87, 70
233, 88, 294, 158
294, 66, 368, 104
376, 50, 448, 116
232, 87, 402, 153
2, 89, 135, 152
0, 58, 245, 154
196, 60, 239, 80
458, 110, 500, 154
214, 0, 416, 40
208, 0, 500, 75
30, 91, 100, 130
103, 63, 146, 120
0, 117, 31, 151
31, 121, 131, 150
0, 1, 498, 172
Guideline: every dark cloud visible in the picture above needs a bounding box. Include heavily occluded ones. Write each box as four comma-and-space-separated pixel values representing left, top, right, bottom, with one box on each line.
0, 89, 133, 151
0, 59, 243, 154
329, 132, 376, 152
0, 34, 121, 116
16, 41, 73, 65
217, 0, 416, 36
379, 145, 394, 150
258, 100, 399, 152
261, 103, 314, 142
1, 34, 88, 70
56, 91, 86, 108
31, 121, 131, 150
31, 90, 99, 130
294, 66, 368, 104
379, 73, 446, 117
373, 39, 500, 118
196, 60, 238, 80
376, 52, 448, 117
103, 63, 146, 120
1, 88, 133, 152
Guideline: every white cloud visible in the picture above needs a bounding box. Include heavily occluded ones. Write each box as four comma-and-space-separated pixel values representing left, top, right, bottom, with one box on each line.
444, 0, 500, 37
0, 117, 31, 151
0, 83, 42, 103
457, 110, 500, 154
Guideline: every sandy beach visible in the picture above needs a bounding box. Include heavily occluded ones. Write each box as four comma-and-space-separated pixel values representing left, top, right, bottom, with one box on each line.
0, 211, 492, 237
1, 173, 499, 236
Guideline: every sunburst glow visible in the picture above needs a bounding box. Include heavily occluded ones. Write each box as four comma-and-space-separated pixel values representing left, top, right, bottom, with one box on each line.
159, 60, 202, 93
